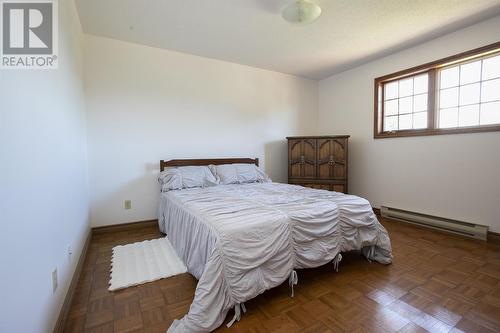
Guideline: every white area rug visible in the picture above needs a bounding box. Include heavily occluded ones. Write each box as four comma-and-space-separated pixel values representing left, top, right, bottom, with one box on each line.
109, 237, 187, 291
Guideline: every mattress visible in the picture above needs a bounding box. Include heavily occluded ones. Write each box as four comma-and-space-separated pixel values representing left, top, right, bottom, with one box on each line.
158, 182, 392, 332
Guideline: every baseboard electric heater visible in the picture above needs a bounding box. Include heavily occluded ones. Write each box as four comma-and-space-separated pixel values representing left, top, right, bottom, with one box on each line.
380, 206, 488, 241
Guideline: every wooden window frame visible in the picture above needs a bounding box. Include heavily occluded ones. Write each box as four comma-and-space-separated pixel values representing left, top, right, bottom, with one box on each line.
374, 41, 500, 139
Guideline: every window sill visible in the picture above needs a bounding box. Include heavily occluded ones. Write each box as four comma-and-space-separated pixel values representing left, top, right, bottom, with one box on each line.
374, 124, 500, 139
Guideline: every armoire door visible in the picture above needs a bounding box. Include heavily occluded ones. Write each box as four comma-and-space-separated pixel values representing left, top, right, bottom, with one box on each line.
317, 138, 347, 180
289, 139, 316, 179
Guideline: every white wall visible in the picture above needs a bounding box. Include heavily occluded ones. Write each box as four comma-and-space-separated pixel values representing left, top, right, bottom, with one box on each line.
319, 15, 500, 232
83, 35, 318, 227
0, 1, 89, 332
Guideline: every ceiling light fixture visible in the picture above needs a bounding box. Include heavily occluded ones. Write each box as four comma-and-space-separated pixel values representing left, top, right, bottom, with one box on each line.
282, 0, 322, 25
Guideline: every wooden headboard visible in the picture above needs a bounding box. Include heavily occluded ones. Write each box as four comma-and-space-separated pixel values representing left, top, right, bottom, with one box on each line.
160, 158, 259, 171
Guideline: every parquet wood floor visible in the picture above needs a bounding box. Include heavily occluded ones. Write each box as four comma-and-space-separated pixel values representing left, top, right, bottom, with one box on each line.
64, 218, 500, 333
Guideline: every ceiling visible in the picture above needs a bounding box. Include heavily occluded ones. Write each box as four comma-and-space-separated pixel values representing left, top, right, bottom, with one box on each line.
76, 0, 500, 80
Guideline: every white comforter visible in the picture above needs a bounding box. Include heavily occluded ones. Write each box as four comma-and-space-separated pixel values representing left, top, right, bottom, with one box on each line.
158, 182, 392, 332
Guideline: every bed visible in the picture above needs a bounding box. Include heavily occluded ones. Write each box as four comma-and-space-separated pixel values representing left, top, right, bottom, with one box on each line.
158, 158, 392, 333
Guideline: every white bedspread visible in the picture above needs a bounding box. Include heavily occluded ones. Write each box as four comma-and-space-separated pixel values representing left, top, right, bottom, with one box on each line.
158, 182, 392, 332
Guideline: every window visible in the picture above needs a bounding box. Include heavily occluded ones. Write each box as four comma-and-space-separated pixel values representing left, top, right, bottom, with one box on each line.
382, 73, 429, 131
374, 42, 500, 138
438, 55, 500, 128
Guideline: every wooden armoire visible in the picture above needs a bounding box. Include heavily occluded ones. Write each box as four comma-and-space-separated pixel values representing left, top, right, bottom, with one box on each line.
287, 135, 349, 193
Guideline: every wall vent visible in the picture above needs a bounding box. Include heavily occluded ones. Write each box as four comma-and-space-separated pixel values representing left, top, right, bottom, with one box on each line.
381, 206, 488, 241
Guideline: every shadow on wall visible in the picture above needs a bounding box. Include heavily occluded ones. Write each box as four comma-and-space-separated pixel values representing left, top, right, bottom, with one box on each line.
146, 162, 160, 173
92, 150, 292, 226
264, 140, 288, 183
91, 167, 161, 227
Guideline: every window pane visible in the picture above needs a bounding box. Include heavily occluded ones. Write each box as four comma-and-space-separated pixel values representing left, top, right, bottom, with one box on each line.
399, 114, 412, 130
460, 60, 481, 85
385, 99, 398, 116
480, 101, 500, 125
399, 78, 413, 97
459, 83, 480, 105
399, 96, 413, 114
440, 66, 459, 88
458, 105, 480, 127
439, 107, 458, 128
413, 112, 427, 129
385, 81, 398, 100
385, 115, 398, 131
414, 74, 428, 94
481, 78, 500, 103
482, 54, 500, 80
413, 94, 428, 112
440, 87, 459, 108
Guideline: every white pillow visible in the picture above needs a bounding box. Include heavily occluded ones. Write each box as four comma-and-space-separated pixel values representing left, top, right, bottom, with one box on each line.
209, 163, 271, 185
158, 166, 218, 192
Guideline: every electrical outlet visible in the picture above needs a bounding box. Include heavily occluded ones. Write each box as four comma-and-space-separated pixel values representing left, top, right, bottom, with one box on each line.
124, 200, 132, 209
52, 268, 58, 293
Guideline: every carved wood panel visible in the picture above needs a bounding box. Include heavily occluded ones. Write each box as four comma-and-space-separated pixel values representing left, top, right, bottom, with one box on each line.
332, 184, 345, 193
295, 183, 346, 193
288, 139, 316, 179
317, 139, 347, 180
302, 183, 331, 190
